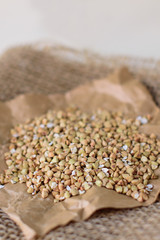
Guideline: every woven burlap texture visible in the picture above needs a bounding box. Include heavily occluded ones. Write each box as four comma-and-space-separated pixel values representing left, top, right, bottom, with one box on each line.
0, 44, 160, 240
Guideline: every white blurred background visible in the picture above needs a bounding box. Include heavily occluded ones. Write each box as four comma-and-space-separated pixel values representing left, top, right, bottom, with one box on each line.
0, 0, 160, 58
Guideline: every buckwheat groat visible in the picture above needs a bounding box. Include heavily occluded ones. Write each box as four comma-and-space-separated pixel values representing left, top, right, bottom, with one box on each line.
0, 107, 160, 203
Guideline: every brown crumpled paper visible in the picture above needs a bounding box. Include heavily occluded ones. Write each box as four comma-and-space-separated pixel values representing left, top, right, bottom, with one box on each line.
0, 67, 160, 240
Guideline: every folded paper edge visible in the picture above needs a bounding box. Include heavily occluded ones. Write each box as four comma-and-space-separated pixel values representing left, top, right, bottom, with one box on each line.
1, 209, 36, 240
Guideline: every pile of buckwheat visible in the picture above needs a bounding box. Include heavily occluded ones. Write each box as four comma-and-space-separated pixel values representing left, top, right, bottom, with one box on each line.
0, 107, 160, 203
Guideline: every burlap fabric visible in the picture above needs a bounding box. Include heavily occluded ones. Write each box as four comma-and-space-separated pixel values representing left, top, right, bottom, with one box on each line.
0, 44, 160, 240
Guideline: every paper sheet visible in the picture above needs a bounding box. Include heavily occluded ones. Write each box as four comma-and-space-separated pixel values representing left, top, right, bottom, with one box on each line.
0, 67, 160, 240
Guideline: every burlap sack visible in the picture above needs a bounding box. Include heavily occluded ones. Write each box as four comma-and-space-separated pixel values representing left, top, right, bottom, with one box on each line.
0, 44, 160, 240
